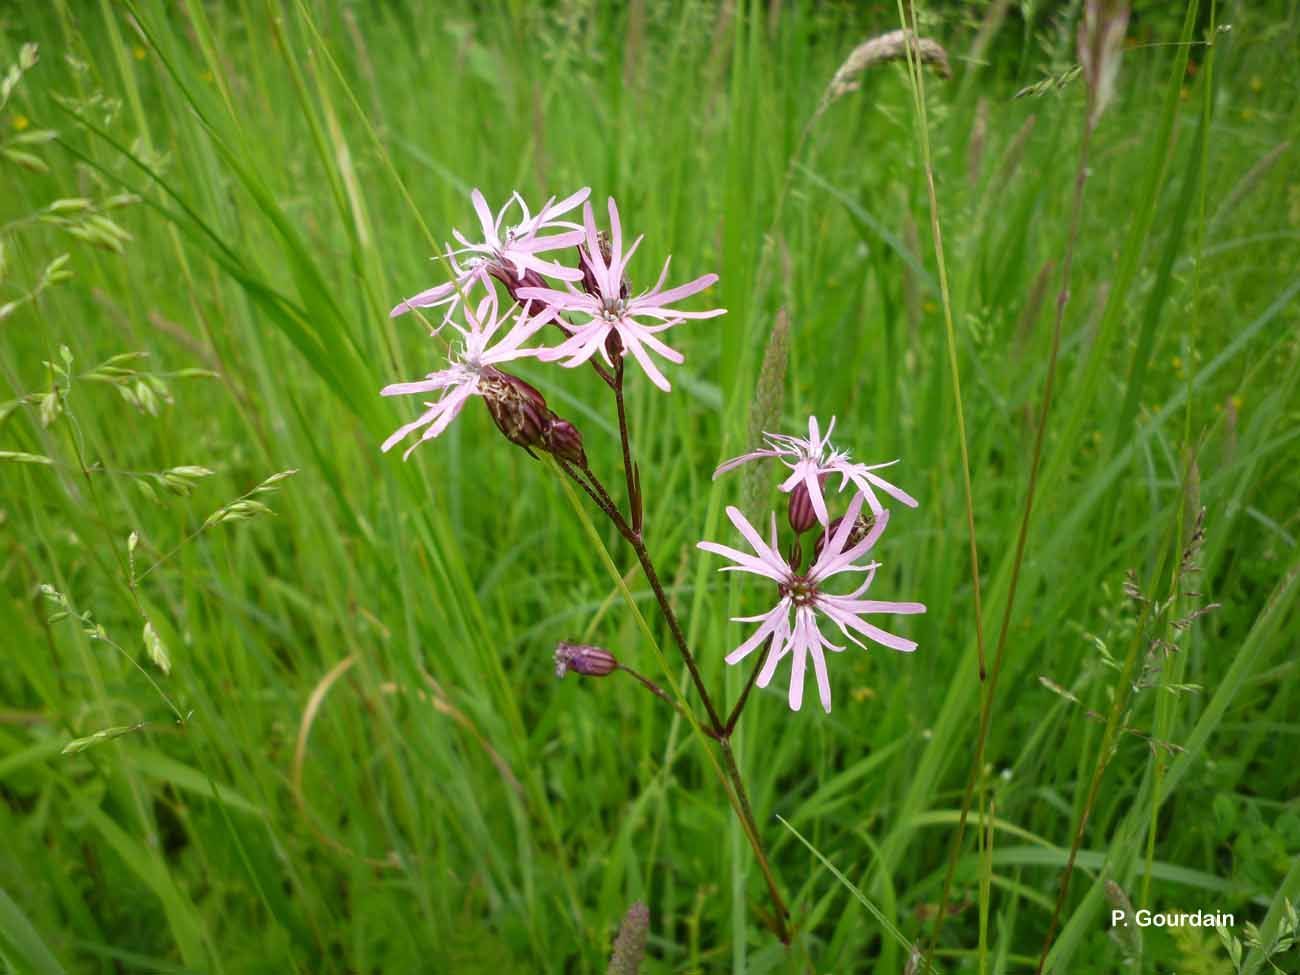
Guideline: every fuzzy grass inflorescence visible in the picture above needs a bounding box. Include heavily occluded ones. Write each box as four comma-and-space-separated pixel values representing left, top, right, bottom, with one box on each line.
1, 2, 1298, 973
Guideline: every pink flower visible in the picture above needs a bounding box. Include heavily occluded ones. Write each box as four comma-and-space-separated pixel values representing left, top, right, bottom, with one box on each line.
697, 492, 925, 712
381, 292, 550, 458
517, 198, 725, 392
389, 187, 591, 326
714, 414, 918, 524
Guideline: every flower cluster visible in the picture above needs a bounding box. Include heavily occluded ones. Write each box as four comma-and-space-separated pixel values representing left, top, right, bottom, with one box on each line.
381, 187, 724, 457
380, 190, 925, 721
701, 417, 925, 713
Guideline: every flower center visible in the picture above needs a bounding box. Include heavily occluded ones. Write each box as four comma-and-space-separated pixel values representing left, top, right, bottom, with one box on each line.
781, 578, 817, 606
600, 296, 627, 320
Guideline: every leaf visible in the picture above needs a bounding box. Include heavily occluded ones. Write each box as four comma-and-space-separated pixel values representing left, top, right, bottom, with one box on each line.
61, 724, 140, 755
0, 886, 68, 975
0, 450, 54, 465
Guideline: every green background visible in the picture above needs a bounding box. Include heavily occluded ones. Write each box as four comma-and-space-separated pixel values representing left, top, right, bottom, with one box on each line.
1, 1, 1298, 972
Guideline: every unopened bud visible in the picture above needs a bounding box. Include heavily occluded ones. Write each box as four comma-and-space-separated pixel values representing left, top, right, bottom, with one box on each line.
604, 327, 624, 361
554, 642, 618, 678
543, 416, 586, 467
788, 476, 827, 534
482, 369, 548, 450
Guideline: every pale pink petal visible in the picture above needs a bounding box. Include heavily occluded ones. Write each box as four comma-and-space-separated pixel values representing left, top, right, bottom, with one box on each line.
471, 189, 496, 241
834, 613, 918, 653
518, 229, 585, 252
639, 272, 718, 308
390, 282, 452, 310
606, 198, 623, 298
713, 449, 777, 479
625, 305, 726, 321
805, 472, 830, 526
538, 321, 608, 366
825, 508, 891, 578
381, 403, 442, 452
863, 469, 920, 508
696, 541, 788, 584
724, 602, 789, 666
381, 374, 459, 397
538, 186, 590, 224
722, 505, 786, 570
787, 613, 810, 711
620, 330, 672, 391
516, 286, 594, 314
626, 323, 684, 364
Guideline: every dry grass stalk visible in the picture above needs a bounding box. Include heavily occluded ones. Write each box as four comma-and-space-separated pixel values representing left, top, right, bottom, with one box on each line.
812, 29, 951, 126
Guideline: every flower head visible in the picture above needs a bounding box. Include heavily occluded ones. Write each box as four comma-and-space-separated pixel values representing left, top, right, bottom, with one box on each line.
381, 292, 550, 458
714, 414, 918, 524
554, 642, 619, 678
697, 492, 925, 712
389, 187, 591, 327
517, 197, 725, 391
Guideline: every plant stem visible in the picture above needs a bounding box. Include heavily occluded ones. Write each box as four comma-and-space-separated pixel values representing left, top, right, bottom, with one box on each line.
924, 67, 1097, 974
625, 533, 727, 734
717, 736, 790, 939
612, 358, 639, 535
555, 452, 791, 942
725, 637, 769, 735
618, 664, 722, 740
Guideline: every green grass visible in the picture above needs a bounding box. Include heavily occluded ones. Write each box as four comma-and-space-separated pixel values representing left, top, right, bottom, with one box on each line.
2, 1, 1299, 972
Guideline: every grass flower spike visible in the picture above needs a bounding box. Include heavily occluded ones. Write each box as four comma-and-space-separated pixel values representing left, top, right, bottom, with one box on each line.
698, 491, 925, 712
715, 414, 918, 523
518, 198, 725, 391
389, 187, 591, 325
381, 292, 550, 458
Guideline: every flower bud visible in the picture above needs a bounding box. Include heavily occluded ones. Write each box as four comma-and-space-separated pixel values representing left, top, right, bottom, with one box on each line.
814, 510, 878, 560
482, 369, 548, 450
787, 478, 826, 534
543, 416, 586, 467
554, 642, 618, 678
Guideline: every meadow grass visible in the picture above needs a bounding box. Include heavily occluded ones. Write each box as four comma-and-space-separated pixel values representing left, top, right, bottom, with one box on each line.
2, 2, 1299, 972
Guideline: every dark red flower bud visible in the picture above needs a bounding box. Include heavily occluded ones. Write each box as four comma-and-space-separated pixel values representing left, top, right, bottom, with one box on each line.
604, 328, 624, 362
543, 417, 586, 467
554, 642, 618, 678
787, 481, 817, 534
788, 475, 831, 535
481, 369, 548, 451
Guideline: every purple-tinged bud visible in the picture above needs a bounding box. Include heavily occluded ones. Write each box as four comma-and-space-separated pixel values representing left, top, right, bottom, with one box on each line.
488, 264, 547, 306
787, 477, 827, 534
554, 642, 618, 678
543, 416, 587, 467
481, 369, 549, 450
604, 327, 624, 362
